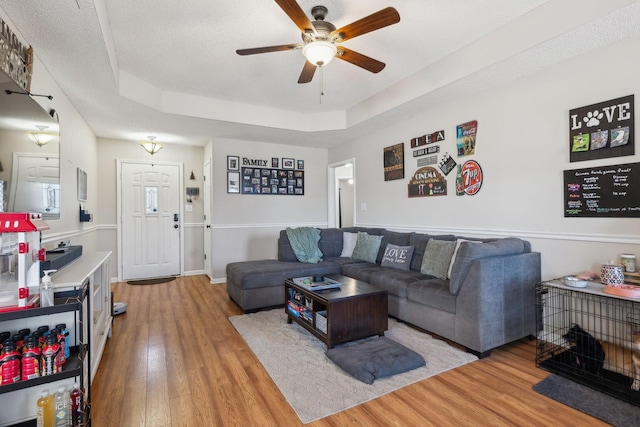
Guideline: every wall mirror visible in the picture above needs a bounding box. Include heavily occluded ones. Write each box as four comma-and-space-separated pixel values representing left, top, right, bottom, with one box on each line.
0, 71, 60, 219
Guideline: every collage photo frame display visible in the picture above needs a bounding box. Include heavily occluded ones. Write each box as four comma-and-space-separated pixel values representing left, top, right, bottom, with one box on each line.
241, 167, 304, 195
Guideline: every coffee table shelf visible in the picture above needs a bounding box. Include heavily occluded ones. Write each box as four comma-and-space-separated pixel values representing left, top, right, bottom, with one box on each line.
285, 275, 388, 348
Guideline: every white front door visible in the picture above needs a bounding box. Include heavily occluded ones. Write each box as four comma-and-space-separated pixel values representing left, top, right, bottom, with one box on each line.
119, 161, 182, 280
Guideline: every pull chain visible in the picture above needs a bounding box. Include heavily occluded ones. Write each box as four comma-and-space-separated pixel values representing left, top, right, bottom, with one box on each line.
319, 66, 324, 104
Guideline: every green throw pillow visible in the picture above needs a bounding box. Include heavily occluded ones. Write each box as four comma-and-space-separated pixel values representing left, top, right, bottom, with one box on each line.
351, 232, 383, 263
420, 239, 456, 280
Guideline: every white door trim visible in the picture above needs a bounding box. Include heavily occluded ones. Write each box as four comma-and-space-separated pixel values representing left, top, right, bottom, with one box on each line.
327, 158, 356, 228
116, 159, 184, 281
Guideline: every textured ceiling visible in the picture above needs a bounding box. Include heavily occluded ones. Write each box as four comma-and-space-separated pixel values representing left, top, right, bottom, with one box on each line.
1, 1, 639, 148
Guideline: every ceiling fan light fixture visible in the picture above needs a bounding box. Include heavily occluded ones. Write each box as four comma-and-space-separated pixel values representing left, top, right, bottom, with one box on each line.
141, 135, 163, 155
302, 40, 337, 66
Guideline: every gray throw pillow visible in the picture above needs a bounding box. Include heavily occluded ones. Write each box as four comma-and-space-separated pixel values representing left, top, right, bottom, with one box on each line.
420, 239, 456, 280
351, 232, 383, 263
381, 244, 414, 271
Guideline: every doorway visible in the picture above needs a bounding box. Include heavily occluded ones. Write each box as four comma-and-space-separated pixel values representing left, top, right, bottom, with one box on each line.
117, 160, 183, 281
203, 158, 212, 281
328, 159, 355, 228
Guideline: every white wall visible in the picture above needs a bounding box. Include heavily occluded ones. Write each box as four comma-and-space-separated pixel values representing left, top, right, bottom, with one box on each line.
329, 34, 640, 281
209, 138, 328, 280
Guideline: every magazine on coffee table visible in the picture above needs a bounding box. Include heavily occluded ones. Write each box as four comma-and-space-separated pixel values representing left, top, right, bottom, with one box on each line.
292, 276, 342, 291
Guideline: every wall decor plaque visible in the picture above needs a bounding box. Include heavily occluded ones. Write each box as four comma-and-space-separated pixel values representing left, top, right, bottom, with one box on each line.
383, 143, 405, 181
456, 120, 478, 157
460, 160, 483, 196
408, 166, 447, 197
569, 95, 634, 162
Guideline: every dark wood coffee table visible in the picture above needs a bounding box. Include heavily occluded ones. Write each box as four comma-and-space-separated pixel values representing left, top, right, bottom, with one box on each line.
285, 274, 388, 348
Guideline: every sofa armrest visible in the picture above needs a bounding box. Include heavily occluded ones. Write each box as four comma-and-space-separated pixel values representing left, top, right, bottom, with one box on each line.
454, 252, 541, 353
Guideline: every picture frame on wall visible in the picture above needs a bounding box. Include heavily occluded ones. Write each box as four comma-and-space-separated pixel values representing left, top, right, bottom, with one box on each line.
282, 158, 295, 169
272, 157, 279, 168
227, 155, 240, 171
77, 168, 87, 202
227, 171, 240, 193
297, 160, 304, 170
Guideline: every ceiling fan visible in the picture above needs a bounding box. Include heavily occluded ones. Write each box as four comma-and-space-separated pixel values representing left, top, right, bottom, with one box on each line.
236, 0, 400, 84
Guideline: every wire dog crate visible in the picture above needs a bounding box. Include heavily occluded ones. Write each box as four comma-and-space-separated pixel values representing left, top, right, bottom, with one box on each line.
536, 279, 640, 406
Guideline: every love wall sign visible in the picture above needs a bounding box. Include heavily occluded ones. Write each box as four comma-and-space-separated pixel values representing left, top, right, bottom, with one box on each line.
569, 95, 634, 162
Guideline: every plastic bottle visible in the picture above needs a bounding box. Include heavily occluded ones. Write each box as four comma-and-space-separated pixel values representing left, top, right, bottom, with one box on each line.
70, 382, 82, 427
40, 270, 57, 307
55, 323, 70, 360
37, 389, 54, 427
0, 339, 21, 384
42, 334, 61, 376
21, 336, 41, 380
53, 385, 70, 427
51, 328, 65, 367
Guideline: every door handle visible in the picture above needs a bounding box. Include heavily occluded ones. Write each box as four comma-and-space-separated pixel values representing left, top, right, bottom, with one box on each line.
174, 224, 179, 229
206, 225, 211, 229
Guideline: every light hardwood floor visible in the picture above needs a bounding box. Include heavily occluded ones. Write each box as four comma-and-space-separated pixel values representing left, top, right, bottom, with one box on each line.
90, 275, 608, 426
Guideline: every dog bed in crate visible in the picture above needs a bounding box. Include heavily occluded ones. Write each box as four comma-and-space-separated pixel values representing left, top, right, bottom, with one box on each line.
326, 336, 426, 384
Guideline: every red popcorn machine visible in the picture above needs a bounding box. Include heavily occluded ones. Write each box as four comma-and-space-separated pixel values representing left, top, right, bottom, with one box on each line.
0, 213, 49, 312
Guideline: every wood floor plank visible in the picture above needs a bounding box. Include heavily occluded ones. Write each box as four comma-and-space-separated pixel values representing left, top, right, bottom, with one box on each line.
90, 276, 612, 426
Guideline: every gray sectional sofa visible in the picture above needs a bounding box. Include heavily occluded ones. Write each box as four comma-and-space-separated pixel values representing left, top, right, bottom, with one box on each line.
226, 227, 541, 356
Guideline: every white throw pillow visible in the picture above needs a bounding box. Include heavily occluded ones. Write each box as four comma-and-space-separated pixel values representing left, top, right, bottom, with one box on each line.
447, 239, 481, 279
340, 232, 358, 257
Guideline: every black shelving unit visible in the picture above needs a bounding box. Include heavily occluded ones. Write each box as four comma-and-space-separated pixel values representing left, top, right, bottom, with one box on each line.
0, 281, 91, 425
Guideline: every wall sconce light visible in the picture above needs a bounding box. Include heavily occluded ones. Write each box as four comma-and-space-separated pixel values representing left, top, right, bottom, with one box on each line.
141, 135, 163, 155
29, 125, 57, 147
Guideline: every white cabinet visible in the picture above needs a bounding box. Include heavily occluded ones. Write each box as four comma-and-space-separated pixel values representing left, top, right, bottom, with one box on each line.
53, 251, 112, 379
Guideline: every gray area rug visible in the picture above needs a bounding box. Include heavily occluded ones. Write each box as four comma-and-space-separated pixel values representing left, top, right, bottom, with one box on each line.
229, 309, 477, 424
533, 374, 640, 427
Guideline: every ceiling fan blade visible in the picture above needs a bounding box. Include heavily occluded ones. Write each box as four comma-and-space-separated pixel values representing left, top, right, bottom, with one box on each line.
298, 61, 316, 84
274, 0, 316, 35
337, 47, 386, 73
330, 7, 400, 42
236, 44, 299, 56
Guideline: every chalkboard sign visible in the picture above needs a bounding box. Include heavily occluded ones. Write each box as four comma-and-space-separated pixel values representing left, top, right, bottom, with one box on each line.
564, 162, 640, 217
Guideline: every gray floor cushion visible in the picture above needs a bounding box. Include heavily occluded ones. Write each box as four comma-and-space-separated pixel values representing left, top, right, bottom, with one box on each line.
326, 337, 426, 384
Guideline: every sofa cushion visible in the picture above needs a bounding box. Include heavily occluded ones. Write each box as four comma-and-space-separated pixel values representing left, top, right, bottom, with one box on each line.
420, 239, 456, 280
380, 244, 414, 271
278, 228, 344, 261
407, 279, 456, 314
447, 239, 482, 279
341, 262, 384, 283
226, 260, 340, 290
369, 268, 426, 298
340, 232, 358, 257
449, 237, 527, 295
318, 228, 345, 258
352, 232, 383, 263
